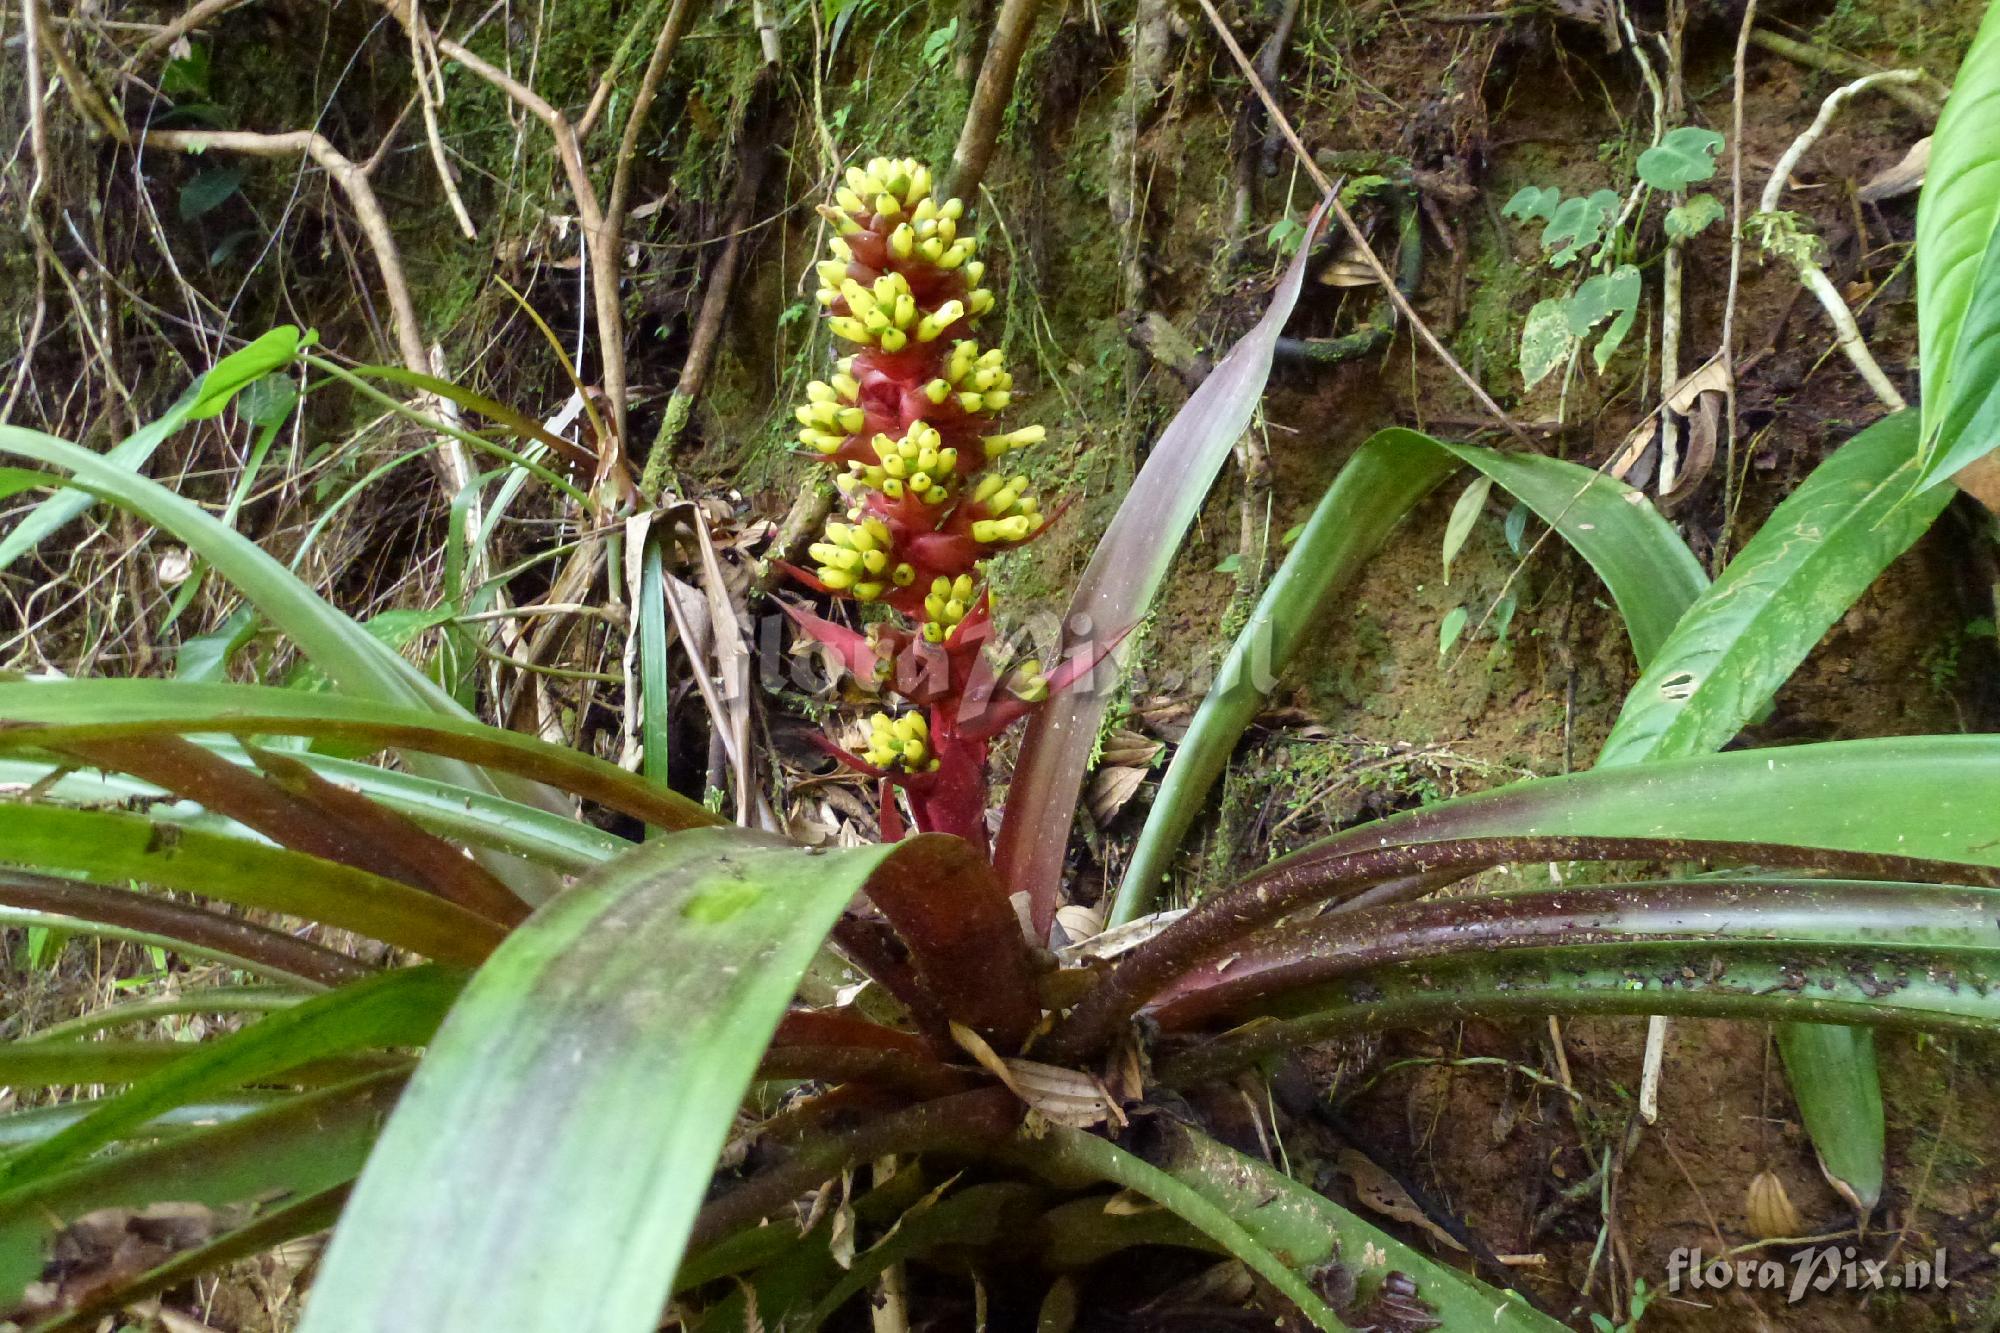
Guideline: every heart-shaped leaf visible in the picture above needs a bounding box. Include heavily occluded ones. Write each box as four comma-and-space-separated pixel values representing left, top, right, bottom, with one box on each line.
1638, 126, 1725, 191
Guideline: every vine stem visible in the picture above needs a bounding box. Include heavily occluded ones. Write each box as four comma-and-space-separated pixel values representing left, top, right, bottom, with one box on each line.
1756, 69, 1922, 414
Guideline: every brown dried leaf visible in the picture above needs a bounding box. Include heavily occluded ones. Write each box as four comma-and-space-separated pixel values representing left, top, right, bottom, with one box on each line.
1088, 765, 1148, 825
1336, 1150, 1463, 1252
1746, 1170, 1804, 1239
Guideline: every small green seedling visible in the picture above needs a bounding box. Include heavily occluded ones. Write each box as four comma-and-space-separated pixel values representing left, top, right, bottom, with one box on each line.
1503, 127, 1727, 390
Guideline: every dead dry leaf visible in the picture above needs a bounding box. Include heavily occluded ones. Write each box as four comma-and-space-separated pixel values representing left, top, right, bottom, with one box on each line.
1859, 137, 1930, 203
1088, 765, 1148, 825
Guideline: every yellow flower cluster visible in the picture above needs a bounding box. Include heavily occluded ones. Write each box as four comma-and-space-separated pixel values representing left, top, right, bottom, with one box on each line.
793, 370, 866, 454
920, 574, 977, 643
862, 709, 939, 773
967, 472, 1043, 544
837, 423, 959, 503
808, 516, 915, 601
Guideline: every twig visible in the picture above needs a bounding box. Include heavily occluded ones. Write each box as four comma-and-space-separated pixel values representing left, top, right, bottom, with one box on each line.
431, 34, 632, 477
406, 5, 478, 240
21, 0, 49, 206
1756, 69, 1922, 413
1718, 0, 1757, 569
122, 0, 255, 70
605, 0, 700, 257
948, 0, 1044, 198
1191, 0, 1533, 445
33, 9, 128, 143
1747, 27, 1942, 120
141, 128, 478, 503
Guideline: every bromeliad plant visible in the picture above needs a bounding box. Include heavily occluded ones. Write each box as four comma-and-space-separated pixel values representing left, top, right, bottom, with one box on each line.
780, 157, 1064, 852
6, 99, 2000, 1333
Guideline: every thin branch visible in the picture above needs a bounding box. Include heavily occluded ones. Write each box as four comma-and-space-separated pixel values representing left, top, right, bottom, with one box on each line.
948, 0, 1043, 198
1190, 0, 1533, 445
606, 0, 700, 252
143, 129, 429, 374
432, 36, 632, 477
122, 0, 256, 70
1756, 69, 1922, 413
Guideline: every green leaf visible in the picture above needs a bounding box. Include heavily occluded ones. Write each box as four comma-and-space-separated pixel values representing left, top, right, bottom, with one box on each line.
297, 829, 950, 1332
1012, 1126, 1347, 1332
1437, 605, 1469, 658
1597, 412, 1943, 766
1441, 475, 1492, 584
1145, 1119, 1563, 1331
0, 966, 458, 1196
178, 165, 244, 221
1776, 1024, 1884, 1212
1637, 126, 1725, 190
1594, 411, 1939, 1220
1110, 428, 1705, 924
1666, 193, 1726, 241
0, 803, 507, 964
994, 196, 1334, 935
1502, 185, 1562, 223
0, 422, 571, 857
1520, 297, 1575, 390
1919, 201, 2000, 484
1916, 0, 2000, 480
0, 677, 718, 835
1565, 265, 1639, 336
0, 1073, 401, 1310
1541, 189, 1620, 266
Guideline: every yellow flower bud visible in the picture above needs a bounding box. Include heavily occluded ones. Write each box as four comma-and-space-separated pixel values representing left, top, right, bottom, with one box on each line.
835, 188, 866, 213
923, 378, 952, 405
965, 260, 986, 285
879, 328, 909, 353
889, 223, 915, 259
854, 580, 884, 601
893, 293, 917, 328
828, 316, 870, 345
820, 566, 857, 590
828, 237, 854, 261
968, 288, 996, 316
958, 392, 985, 413
874, 193, 901, 220
918, 300, 966, 342
984, 389, 1012, 411
940, 197, 964, 220
837, 407, 866, 434
816, 260, 848, 287
891, 562, 917, 586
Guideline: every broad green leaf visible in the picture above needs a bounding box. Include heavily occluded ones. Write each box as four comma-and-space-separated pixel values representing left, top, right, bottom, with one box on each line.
1565, 265, 1640, 337
297, 829, 953, 1333
1519, 297, 1575, 389
1597, 412, 1942, 766
1542, 189, 1620, 266
1916, 0, 2000, 481
1921, 206, 2000, 483
0, 749, 629, 874
1776, 1023, 1884, 1212
1666, 193, 1725, 241
1297, 735, 2000, 870
0, 1073, 401, 1309
0, 966, 456, 1194
1440, 474, 1491, 584
0, 677, 718, 834
994, 196, 1333, 935
0, 804, 507, 964
1502, 185, 1562, 222
1594, 412, 1939, 1217
1166, 944, 2000, 1083
1636, 126, 1724, 191
1145, 1119, 1562, 1331
1112, 429, 1705, 923
178, 165, 244, 220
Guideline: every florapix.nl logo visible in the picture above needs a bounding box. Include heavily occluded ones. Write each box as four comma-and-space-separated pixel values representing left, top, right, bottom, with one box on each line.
1667, 1246, 1949, 1304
